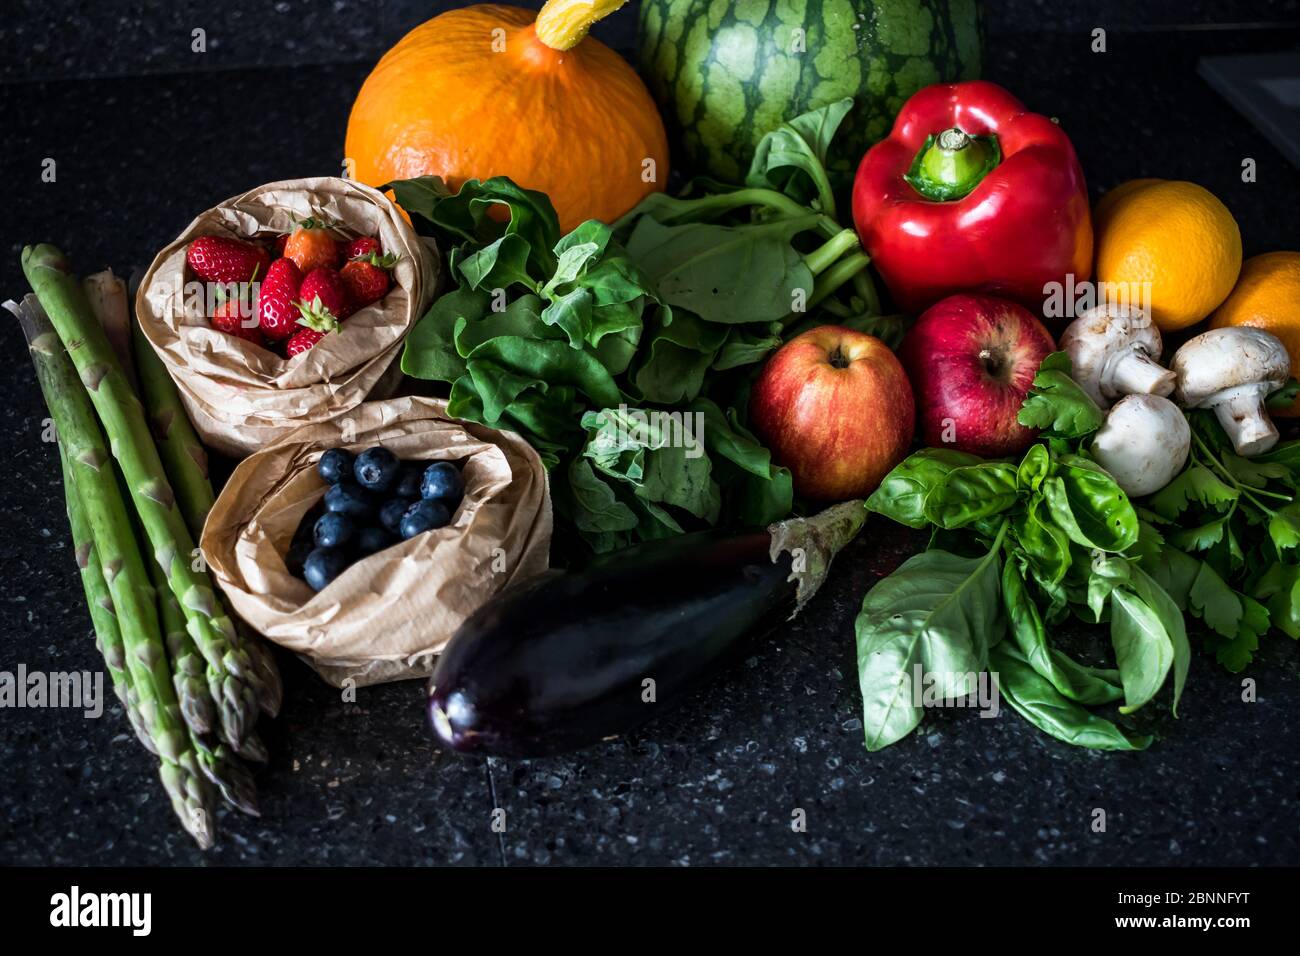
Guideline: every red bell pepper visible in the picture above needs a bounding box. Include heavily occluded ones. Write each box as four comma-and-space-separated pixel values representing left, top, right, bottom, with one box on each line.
852, 80, 1093, 314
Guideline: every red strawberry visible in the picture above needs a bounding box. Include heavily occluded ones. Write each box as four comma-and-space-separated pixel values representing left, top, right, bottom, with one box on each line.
187, 236, 270, 284
297, 267, 352, 330
285, 327, 325, 356
340, 258, 391, 309
284, 218, 340, 274
213, 299, 267, 346
273, 233, 289, 257
343, 236, 381, 261
257, 258, 303, 341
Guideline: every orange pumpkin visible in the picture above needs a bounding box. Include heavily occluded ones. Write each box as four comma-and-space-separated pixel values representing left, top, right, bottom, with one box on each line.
345, 0, 669, 233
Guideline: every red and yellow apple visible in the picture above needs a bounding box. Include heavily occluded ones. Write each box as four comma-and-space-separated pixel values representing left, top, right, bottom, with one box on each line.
749, 326, 915, 501
900, 293, 1055, 458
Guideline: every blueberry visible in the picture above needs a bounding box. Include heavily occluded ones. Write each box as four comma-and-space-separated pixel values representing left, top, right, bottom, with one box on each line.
378, 498, 411, 535
420, 461, 465, 504
303, 547, 351, 591
355, 524, 397, 556
314, 511, 356, 549
354, 446, 401, 492
400, 499, 451, 539
323, 480, 376, 518
318, 448, 355, 485
285, 537, 313, 577
393, 462, 424, 500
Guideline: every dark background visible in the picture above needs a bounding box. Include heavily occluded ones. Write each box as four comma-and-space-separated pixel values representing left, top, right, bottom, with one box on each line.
2, 2, 1299, 866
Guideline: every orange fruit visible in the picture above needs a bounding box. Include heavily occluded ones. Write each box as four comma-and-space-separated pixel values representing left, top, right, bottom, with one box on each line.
1093, 179, 1242, 331
1210, 252, 1300, 416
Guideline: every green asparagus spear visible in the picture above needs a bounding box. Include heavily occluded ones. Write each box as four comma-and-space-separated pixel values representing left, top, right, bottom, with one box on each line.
17, 296, 215, 848
130, 318, 214, 538
132, 318, 283, 718
58, 444, 156, 755
23, 244, 261, 748
151, 557, 259, 815
148, 543, 215, 735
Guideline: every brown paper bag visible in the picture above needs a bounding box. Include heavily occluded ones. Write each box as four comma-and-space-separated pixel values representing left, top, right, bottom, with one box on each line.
200, 397, 552, 687
135, 177, 438, 457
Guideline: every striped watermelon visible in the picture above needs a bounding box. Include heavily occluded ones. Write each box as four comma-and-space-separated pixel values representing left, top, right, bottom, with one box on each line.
638, 0, 984, 182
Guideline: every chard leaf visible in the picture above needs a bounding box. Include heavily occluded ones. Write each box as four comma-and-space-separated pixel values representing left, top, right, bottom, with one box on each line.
745, 98, 853, 214
625, 216, 818, 325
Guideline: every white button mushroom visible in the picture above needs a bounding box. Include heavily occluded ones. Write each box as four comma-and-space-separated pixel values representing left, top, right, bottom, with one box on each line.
1091, 394, 1191, 497
1059, 303, 1175, 409
1171, 327, 1291, 456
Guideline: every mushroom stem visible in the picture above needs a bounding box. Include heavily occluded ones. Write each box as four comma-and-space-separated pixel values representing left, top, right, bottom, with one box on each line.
1111, 351, 1176, 399
1213, 385, 1279, 456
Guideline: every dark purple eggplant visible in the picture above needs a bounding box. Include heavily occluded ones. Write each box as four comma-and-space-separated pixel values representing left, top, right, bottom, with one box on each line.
427, 502, 864, 758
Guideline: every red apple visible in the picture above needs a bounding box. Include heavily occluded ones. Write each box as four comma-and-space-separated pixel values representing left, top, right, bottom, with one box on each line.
900, 293, 1055, 458
749, 326, 915, 501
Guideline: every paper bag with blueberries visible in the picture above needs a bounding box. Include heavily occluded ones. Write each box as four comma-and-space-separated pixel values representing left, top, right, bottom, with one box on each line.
200, 396, 552, 687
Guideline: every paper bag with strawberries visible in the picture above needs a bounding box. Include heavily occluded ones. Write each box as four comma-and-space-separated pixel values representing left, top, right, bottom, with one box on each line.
200, 396, 553, 687
136, 176, 438, 457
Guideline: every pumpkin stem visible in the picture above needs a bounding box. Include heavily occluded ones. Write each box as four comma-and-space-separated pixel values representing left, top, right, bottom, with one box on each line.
535, 0, 628, 52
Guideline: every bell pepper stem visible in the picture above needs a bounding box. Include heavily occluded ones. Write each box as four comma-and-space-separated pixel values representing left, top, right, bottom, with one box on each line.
905, 127, 1001, 202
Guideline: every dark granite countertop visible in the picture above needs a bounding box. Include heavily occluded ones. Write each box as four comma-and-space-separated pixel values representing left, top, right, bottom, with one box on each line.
2, 10, 1299, 866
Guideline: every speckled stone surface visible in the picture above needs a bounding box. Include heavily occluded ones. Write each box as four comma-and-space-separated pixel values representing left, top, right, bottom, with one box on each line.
1, 13, 1299, 865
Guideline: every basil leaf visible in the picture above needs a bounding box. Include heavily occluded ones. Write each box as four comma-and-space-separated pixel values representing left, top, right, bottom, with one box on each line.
990, 644, 1152, 751
1042, 455, 1139, 551
1128, 568, 1191, 715
1086, 553, 1132, 623
923, 462, 1020, 530
866, 448, 986, 529
1110, 588, 1175, 714
1011, 498, 1073, 588
1003, 561, 1123, 705
1017, 352, 1106, 438
1017, 444, 1050, 492
855, 536, 1006, 751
